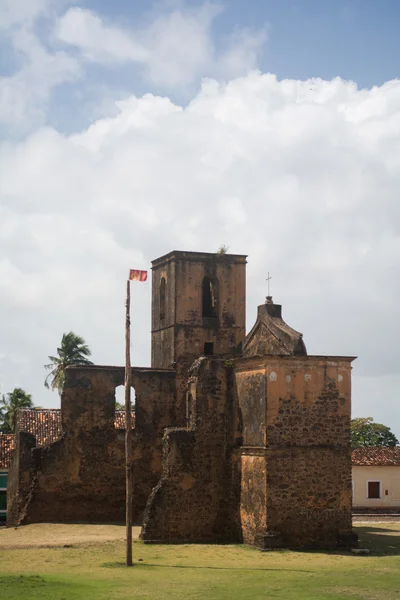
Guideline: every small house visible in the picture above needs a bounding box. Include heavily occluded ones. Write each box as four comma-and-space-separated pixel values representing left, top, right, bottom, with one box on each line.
352, 447, 400, 511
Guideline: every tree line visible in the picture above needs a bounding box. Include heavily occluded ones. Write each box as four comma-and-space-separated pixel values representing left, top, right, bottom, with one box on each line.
0, 332, 92, 433
1, 335, 399, 446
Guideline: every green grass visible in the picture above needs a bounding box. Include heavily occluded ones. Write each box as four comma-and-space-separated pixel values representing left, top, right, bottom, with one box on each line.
0, 523, 399, 599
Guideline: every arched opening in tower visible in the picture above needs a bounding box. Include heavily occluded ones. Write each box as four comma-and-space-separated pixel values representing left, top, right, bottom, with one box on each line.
202, 277, 218, 319
160, 277, 166, 320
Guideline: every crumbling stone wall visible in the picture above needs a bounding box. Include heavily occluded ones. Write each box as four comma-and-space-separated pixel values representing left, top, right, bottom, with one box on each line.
5, 246, 357, 550
141, 354, 355, 549
7, 365, 175, 526
239, 448, 267, 547
151, 252, 247, 369
235, 355, 356, 549
151, 251, 247, 427
141, 358, 238, 543
6, 432, 36, 526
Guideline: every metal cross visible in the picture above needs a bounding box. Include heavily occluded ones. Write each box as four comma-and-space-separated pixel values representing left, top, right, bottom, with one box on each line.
266, 272, 272, 296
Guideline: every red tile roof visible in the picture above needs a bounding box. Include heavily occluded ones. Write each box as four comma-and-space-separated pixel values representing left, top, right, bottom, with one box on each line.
16, 409, 62, 447
15, 409, 135, 446
352, 447, 400, 466
114, 411, 135, 429
0, 409, 135, 468
0, 434, 15, 469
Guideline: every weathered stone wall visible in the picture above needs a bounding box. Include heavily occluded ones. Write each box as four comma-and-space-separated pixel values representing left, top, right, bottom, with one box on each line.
266, 446, 353, 547
239, 449, 267, 546
7, 365, 175, 526
234, 355, 356, 549
235, 370, 266, 446
132, 368, 176, 520
151, 251, 247, 370
140, 354, 355, 549
151, 251, 247, 430
6, 432, 36, 527
141, 358, 238, 543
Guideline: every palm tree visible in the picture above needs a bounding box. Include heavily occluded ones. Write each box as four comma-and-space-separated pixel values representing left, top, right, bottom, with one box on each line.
0, 388, 34, 433
45, 332, 93, 394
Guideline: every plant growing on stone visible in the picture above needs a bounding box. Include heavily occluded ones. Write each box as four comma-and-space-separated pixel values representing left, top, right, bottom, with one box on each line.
44, 331, 93, 395
0, 388, 34, 433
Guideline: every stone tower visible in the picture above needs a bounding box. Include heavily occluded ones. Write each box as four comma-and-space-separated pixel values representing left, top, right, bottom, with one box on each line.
151, 250, 247, 369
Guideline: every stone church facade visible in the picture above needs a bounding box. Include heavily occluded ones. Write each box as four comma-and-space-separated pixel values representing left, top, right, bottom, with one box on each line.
7, 250, 357, 548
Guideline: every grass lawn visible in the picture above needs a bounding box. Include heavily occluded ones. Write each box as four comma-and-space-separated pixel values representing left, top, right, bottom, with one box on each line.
0, 522, 399, 599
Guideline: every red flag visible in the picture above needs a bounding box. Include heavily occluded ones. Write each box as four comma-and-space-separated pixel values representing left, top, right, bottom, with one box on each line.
129, 269, 147, 282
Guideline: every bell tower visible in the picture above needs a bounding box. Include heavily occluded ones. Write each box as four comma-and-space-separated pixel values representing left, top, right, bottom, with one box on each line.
151, 250, 247, 369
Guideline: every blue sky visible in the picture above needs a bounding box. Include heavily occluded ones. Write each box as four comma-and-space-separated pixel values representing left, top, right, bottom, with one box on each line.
79, 0, 400, 88
3, 0, 400, 136
1, 0, 400, 437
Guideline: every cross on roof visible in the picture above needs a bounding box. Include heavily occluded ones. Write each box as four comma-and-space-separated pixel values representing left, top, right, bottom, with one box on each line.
266, 272, 272, 297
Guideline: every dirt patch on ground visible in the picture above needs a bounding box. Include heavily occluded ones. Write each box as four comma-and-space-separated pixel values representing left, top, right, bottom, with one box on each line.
0, 523, 141, 549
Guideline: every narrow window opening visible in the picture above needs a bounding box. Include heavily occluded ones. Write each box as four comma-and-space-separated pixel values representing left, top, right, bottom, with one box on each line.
204, 342, 214, 356
115, 384, 136, 410
367, 481, 381, 499
202, 277, 218, 318
160, 277, 166, 321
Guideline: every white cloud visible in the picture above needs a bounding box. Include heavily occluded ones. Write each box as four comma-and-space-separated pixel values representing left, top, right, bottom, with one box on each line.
0, 0, 52, 29
217, 27, 267, 80
0, 0, 80, 134
54, 4, 267, 87
1, 71, 400, 436
54, 7, 150, 64
0, 28, 81, 131
1, 1, 267, 135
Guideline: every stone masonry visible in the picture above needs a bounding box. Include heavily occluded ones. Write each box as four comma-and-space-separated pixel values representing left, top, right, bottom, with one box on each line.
7, 250, 357, 549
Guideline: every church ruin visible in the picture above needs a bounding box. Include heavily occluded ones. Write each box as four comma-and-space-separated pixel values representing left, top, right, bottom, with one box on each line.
6, 250, 357, 548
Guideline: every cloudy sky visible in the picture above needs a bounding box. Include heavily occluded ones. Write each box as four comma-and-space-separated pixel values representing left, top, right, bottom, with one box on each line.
1, 0, 399, 436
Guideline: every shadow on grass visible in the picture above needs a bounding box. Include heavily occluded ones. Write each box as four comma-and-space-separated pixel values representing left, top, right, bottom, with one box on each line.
101, 561, 313, 572
102, 525, 400, 567
292, 525, 400, 557
354, 525, 400, 556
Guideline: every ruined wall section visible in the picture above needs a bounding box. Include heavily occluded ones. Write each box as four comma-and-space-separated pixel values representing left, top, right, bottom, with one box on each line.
151, 258, 176, 369
6, 432, 36, 527
235, 355, 356, 549
7, 365, 175, 525
151, 252, 247, 427
173, 254, 246, 362
239, 447, 267, 547
235, 369, 267, 546
132, 368, 176, 521
265, 356, 355, 548
141, 358, 238, 543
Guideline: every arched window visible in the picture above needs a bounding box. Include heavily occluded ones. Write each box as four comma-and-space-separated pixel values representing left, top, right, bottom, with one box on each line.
114, 384, 135, 430
115, 384, 136, 410
202, 277, 218, 318
160, 277, 166, 320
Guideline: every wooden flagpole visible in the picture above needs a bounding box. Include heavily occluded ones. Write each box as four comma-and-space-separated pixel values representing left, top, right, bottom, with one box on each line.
125, 279, 133, 567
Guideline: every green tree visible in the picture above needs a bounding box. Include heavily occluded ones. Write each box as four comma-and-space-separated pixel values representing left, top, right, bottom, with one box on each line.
0, 388, 34, 433
351, 417, 399, 448
45, 331, 93, 395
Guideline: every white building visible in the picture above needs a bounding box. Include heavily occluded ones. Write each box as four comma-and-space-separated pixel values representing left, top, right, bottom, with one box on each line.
352, 447, 400, 510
